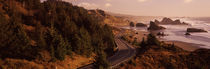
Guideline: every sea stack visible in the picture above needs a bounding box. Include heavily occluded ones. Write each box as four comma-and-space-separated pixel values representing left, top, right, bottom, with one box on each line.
148, 21, 166, 30
161, 17, 174, 24
154, 19, 160, 24
130, 22, 135, 27
136, 23, 147, 27
155, 17, 189, 25
187, 28, 208, 32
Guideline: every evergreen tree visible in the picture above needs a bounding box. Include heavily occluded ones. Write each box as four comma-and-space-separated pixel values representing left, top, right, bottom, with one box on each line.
103, 24, 116, 55
94, 47, 110, 69
72, 27, 93, 57
0, 13, 36, 60
47, 26, 68, 60
172, 43, 175, 47
79, 27, 93, 57
61, 16, 78, 42
132, 37, 138, 45
17, 0, 41, 10
71, 34, 82, 54
140, 37, 146, 48
35, 22, 47, 49
147, 33, 160, 46
65, 38, 72, 56
0, 0, 116, 62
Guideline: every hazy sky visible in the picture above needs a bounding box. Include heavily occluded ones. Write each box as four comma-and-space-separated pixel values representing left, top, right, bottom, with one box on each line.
42, 0, 210, 17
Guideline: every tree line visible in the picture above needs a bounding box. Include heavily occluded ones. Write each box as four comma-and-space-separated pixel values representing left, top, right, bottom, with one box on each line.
0, 1, 115, 67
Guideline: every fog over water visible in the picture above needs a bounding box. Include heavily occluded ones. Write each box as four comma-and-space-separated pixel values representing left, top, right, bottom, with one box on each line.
124, 17, 210, 49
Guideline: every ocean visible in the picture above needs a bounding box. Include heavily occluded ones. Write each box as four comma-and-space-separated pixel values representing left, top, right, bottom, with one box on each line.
161, 17, 210, 49
123, 17, 210, 49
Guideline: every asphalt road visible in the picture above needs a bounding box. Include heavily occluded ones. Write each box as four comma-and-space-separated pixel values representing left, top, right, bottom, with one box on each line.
78, 34, 136, 69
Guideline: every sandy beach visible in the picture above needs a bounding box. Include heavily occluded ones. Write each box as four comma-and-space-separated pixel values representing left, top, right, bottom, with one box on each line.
136, 31, 202, 51
121, 27, 202, 52
164, 41, 202, 51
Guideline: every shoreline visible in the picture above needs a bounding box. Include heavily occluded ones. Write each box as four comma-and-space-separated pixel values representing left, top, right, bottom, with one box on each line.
136, 30, 202, 51
164, 41, 202, 51
122, 28, 203, 52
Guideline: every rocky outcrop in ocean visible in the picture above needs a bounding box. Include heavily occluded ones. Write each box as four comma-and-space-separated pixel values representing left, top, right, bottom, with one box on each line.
155, 17, 189, 25
136, 23, 147, 27
130, 22, 135, 27
148, 21, 166, 30
187, 28, 207, 32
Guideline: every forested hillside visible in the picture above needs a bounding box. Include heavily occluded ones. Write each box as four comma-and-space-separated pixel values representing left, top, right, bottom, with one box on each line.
89, 9, 129, 26
0, 0, 115, 68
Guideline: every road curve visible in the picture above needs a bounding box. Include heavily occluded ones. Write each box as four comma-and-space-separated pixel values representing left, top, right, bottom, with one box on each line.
78, 34, 136, 69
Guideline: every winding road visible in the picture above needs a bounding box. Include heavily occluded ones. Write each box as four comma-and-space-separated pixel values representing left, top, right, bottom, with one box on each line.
78, 33, 136, 69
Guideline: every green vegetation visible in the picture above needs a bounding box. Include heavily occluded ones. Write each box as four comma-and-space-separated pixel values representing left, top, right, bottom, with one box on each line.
146, 34, 160, 46
0, 11, 38, 60
0, 0, 115, 66
46, 26, 70, 61
139, 33, 160, 49
129, 33, 210, 69
94, 50, 110, 69
132, 37, 138, 46
139, 37, 146, 48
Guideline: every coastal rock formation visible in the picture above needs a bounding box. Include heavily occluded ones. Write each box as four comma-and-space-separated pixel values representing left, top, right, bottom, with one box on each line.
136, 23, 147, 27
161, 17, 173, 24
156, 17, 189, 25
174, 20, 181, 24
185, 32, 191, 35
157, 32, 168, 36
187, 28, 207, 32
148, 21, 166, 30
130, 22, 135, 27
154, 20, 160, 24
